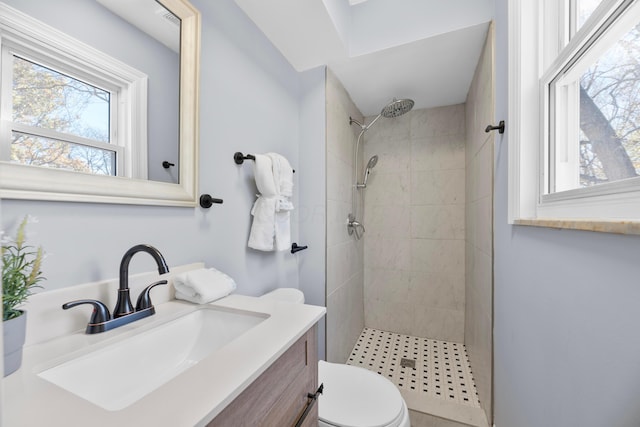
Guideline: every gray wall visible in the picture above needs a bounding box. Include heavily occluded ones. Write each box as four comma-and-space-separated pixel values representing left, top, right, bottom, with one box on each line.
1, 0, 306, 301
493, 1, 640, 426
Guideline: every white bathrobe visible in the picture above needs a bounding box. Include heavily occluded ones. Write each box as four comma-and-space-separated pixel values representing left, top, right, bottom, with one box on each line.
248, 153, 294, 251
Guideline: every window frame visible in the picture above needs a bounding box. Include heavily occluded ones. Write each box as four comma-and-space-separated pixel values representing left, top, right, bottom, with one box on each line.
1, 48, 124, 176
509, 0, 640, 222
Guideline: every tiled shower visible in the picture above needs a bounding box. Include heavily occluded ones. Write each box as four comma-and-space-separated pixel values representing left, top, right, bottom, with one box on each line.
325, 27, 494, 427
362, 103, 466, 343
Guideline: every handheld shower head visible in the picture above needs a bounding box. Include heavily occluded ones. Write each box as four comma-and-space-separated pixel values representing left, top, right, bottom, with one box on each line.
366, 155, 378, 169
361, 155, 379, 188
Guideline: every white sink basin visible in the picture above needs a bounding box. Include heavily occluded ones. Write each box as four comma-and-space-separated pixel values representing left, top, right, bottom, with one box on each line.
37, 306, 268, 411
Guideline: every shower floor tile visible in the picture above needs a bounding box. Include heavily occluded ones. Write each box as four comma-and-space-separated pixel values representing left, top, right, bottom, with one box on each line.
346, 327, 480, 409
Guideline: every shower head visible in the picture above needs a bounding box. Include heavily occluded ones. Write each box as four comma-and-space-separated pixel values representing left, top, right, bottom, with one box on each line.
361, 155, 379, 188
366, 155, 378, 170
381, 98, 414, 118
350, 98, 415, 133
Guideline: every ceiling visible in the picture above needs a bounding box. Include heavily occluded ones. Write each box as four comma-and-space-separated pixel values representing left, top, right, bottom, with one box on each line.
97, 0, 180, 53
233, 0, 493, 116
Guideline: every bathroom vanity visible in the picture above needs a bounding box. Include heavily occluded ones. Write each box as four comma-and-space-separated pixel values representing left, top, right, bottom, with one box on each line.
2, 271, 325, 427
208, 325, 318, 427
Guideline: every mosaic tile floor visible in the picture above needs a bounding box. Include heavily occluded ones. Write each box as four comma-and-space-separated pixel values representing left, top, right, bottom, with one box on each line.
347, 327, 480, 408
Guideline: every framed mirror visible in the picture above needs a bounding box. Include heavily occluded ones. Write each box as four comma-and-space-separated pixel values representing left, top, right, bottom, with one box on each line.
0, 0, 200, 206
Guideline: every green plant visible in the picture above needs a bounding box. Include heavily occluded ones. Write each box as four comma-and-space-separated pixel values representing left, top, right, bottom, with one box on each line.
2, 216, 45, 321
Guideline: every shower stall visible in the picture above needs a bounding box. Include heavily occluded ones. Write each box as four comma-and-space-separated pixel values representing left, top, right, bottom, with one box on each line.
324, 25, 494, 427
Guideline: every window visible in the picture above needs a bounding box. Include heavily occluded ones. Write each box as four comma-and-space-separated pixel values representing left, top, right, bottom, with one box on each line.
509, 0, 640, 221
0, 16, 148, 180
5, 54, 118, 176
576, 0, 605, 32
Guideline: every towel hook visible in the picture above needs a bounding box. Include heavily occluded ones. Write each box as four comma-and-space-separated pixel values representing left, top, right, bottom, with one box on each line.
199, 194, 223, 208
485, 120, 505, 134
234, 152, 256, 165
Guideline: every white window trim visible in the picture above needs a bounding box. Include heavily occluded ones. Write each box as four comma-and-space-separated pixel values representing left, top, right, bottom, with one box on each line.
508, 0, 542, 223
509, 0, 640, 223
0, 3, 148, 179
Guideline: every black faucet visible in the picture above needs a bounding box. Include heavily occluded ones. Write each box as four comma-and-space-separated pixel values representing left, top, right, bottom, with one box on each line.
63, 244, 170, 334
113, 244, 170, 318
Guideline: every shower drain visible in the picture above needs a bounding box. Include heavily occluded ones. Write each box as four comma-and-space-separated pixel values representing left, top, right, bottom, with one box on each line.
347, 327, 480, 408
400, 358, 416, 369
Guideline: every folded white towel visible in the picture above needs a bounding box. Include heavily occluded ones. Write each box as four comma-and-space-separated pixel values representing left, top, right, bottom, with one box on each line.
268, 153, 294, 252
248, 153, 294, 252
248, 154, 277, 251
248, 195, 277, 251
252, 154, 277, 198
268, 152, 293, 199
173, 268, 236, 304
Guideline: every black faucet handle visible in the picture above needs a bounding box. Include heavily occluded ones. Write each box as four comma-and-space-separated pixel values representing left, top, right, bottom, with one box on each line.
62, 299, 111, 324
135, 280, 168, 312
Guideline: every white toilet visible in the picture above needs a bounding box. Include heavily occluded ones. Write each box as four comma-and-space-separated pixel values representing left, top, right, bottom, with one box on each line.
261, 289, 411, 427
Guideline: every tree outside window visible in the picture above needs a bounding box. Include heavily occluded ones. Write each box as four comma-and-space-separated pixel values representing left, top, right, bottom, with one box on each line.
9, 55, 115, 176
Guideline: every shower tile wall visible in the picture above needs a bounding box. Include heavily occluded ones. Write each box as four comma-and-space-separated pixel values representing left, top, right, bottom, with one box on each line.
363, 105, 466, 342
464, 24, 494, 425
325, 69, 365, 363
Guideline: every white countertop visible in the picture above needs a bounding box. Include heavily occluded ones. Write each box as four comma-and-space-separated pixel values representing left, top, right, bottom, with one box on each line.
3, 295, 326, 426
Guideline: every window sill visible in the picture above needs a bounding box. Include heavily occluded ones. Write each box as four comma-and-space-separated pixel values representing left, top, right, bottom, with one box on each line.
514, 218, 640, 235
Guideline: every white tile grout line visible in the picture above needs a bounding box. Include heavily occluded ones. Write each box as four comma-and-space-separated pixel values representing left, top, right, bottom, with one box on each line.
347, 327, 481, 408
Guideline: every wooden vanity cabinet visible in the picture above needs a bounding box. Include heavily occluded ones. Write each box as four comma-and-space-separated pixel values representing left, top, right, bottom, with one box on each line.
207, 325, 318, 427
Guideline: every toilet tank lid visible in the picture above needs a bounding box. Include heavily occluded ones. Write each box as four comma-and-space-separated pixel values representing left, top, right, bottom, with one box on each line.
318, 361, 405, 427
260, 288, 305, 304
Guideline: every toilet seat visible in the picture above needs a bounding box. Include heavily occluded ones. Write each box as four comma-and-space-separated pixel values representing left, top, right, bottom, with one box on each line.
318, 361, 406, 427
